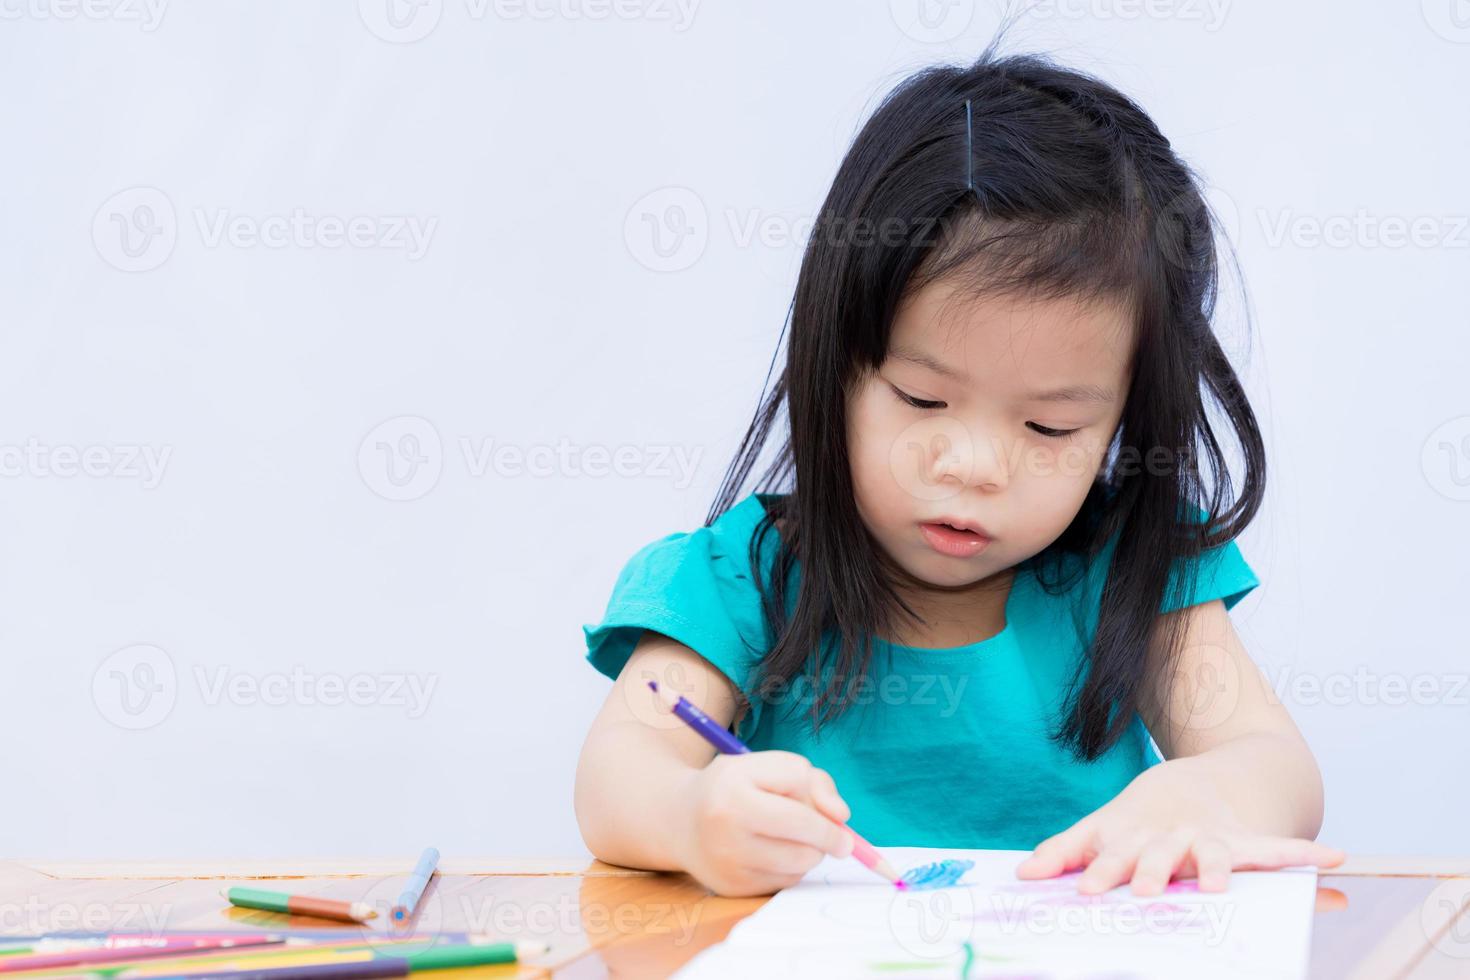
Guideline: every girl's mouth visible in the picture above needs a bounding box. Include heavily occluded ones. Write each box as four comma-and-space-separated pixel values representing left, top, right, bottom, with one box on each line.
919, 521, 991, 558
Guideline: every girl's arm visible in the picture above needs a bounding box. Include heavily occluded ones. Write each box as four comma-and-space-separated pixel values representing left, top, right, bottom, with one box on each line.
1016, 597, 1346, 894
574, 630, 855, 897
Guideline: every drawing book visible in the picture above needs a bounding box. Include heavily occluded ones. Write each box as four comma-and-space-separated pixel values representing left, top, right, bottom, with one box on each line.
675, 847, 1318, 979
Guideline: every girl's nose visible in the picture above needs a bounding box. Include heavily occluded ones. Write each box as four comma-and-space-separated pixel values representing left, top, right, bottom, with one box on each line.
932, 424, 1008, 493
890, 415, 1009, 500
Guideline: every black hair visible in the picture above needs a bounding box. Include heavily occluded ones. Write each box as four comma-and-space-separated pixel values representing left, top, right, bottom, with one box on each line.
705, 34, 1264, 761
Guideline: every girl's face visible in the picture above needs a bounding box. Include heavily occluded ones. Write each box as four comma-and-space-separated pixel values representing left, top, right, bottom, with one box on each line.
846, 281, 1134, 591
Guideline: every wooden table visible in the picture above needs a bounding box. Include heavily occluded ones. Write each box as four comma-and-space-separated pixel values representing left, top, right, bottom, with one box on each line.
2, 856, 1467, 978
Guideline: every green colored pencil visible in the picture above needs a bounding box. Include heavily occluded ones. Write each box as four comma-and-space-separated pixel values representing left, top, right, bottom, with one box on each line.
221, 888, 375, 924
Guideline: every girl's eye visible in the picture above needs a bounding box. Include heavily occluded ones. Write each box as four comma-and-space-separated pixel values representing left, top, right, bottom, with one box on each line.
1027, 422, 1081, 439
889, 385, 945, 410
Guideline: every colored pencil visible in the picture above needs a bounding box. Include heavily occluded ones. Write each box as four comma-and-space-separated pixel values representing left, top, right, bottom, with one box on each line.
221, 889, 375, 924
389, 848, 439, 922
121, 942, 549, 980
0, 932, 494, 946
647, 679, 905, 887
99, 938, 470, 979
0, 938, 284, 973
20, 937, 284, 954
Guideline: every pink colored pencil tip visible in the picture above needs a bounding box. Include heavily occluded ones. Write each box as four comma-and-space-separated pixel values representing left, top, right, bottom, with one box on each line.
894, 879, 908, 890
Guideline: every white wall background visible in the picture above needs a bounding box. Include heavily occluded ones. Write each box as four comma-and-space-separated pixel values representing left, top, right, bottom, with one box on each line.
1, 1, 1465, 860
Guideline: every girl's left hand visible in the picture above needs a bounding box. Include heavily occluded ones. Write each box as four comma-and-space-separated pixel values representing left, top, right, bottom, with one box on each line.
1013, 762, 1347, 896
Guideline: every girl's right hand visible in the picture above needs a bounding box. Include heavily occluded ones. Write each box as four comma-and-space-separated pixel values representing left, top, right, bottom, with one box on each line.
677, 750, 856, 897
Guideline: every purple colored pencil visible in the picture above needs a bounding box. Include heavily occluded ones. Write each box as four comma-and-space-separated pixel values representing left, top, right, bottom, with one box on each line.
647, 680, 748, 755
644, 680, 905, 887
141, 960, 407, 980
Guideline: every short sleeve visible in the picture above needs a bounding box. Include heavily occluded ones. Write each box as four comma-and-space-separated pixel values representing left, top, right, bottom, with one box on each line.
1080, 501, 1261, 622
582, 502, 777, 735
1159, 505, 1260, 614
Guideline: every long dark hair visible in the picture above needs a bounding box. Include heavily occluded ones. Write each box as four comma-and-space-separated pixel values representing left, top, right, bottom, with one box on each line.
705, 37, 1265, 761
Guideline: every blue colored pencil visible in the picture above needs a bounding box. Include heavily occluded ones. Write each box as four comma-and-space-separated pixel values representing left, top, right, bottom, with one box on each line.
390, 847, 440, 922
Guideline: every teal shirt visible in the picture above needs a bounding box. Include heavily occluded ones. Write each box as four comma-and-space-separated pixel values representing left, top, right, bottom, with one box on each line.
583, 492, 1259, 849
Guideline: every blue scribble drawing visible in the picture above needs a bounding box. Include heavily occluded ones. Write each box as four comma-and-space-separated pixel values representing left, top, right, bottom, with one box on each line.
898, 858, 975, 890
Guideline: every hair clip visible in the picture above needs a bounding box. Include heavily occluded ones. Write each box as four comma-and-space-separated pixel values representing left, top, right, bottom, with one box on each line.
964, 98, 974, 193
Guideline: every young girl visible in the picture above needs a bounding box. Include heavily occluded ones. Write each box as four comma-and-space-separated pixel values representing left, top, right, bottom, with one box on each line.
575, 44, 1344, 899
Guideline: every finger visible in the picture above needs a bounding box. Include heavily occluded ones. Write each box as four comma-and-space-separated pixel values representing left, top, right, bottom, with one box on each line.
747, 751, 820, 801
1192, 836, 1232, 892
1077, 839, 1146, 895
746, 835, 829, 877
746, 789, 853, 858
1016, 821, 1095, 879
1232, 836, 1347, 872
1130, 829, 1196, 896
808, 768, 852, 825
